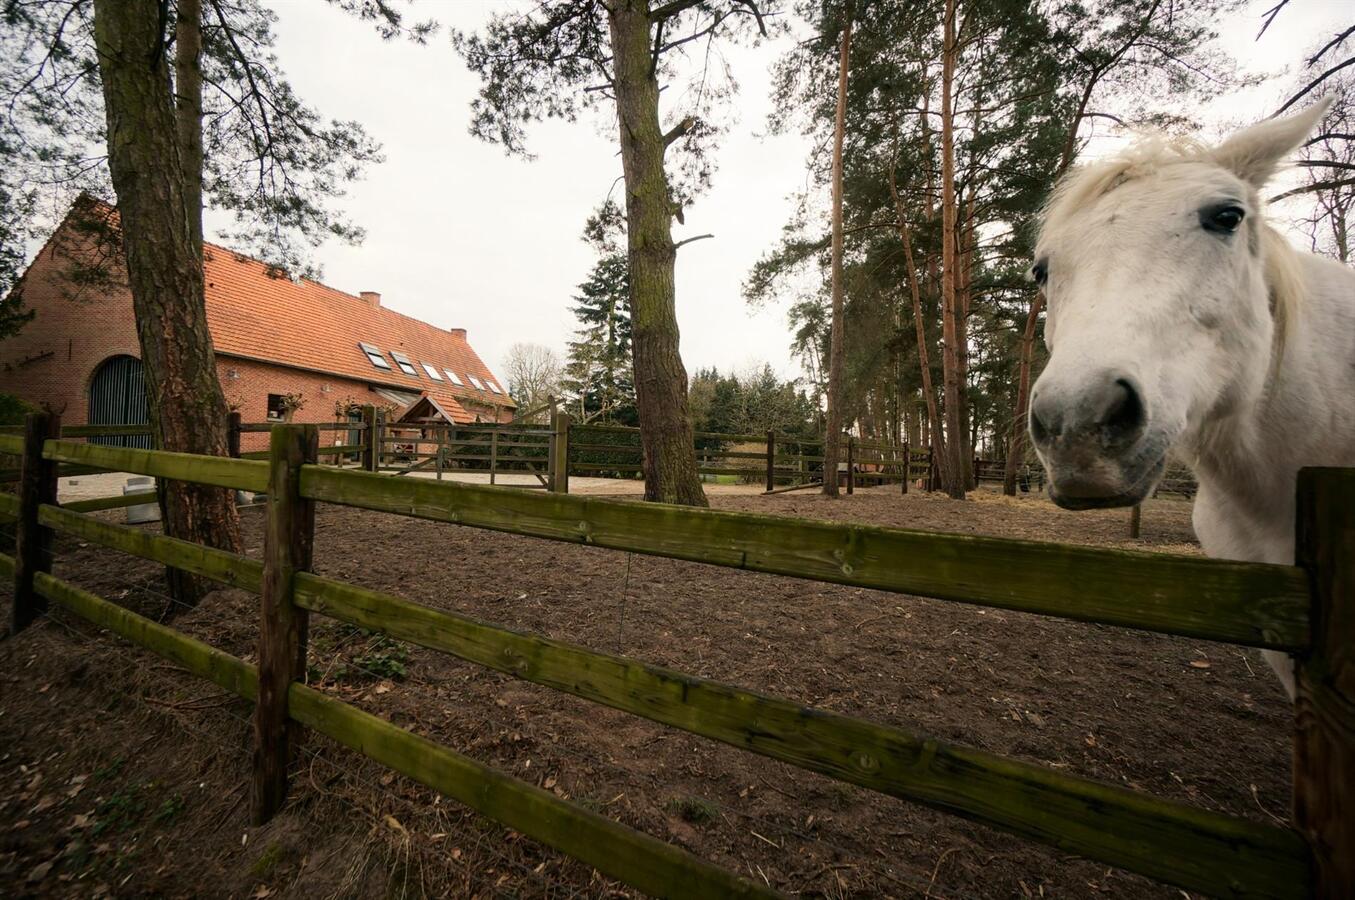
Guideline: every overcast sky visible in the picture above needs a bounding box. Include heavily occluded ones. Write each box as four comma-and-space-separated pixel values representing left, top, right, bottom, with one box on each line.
200, 0, 1348, 387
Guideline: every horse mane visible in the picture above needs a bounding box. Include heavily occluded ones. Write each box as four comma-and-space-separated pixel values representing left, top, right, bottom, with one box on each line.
1041, 133, 1307, 372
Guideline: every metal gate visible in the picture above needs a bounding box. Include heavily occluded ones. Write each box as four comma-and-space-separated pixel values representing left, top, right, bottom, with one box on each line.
88, 355, 151, 448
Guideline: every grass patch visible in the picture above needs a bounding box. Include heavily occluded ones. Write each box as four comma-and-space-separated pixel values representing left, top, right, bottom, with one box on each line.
665, 795, 718, 825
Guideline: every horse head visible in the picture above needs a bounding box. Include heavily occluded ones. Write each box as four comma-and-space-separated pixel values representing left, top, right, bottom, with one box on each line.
1028, 99, 1332, 510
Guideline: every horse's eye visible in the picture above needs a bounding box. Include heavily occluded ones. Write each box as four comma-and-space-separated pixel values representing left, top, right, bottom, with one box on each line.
1200, 204, 1245, 235
1030, 259, 1048, 286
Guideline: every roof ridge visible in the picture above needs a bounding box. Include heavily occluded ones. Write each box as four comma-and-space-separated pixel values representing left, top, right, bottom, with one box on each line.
202, 242, 468, 338
80, 194, 464, 338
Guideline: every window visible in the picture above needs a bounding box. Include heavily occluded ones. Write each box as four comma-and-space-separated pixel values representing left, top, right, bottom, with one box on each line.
443, 369, 464, 386
390, 350, 419, 377
266, 394, 286, 422
485, 380, 502, 394
467, 375, 485, 390
421, 362, 443, 381
359, 342, 391, 370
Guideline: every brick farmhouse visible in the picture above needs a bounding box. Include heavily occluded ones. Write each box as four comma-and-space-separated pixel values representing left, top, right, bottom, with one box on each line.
1, 199, 516, 442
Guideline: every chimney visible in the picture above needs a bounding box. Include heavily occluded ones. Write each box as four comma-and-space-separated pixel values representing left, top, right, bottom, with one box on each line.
448, 328, 467, 339
360, 291, 381, 307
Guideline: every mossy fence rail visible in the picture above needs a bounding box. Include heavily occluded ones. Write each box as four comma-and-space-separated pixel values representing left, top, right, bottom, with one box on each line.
1, 415, 1351, 898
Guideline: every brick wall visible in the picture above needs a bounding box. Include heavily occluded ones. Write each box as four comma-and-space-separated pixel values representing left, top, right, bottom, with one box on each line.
0, 237, 142, 422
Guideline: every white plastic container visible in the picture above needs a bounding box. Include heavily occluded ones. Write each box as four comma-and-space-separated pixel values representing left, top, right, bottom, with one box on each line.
123, 476, 160, 525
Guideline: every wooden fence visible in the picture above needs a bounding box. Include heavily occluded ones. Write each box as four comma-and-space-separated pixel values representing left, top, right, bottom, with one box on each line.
5, 410, 944, 498
567, 423, 934, 494
2, 414, 1350, 897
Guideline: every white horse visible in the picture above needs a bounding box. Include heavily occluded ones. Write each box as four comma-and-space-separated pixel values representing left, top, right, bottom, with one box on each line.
1028, 98, 1355, 698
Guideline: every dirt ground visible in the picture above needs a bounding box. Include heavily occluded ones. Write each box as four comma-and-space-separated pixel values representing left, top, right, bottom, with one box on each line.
0, 485, 1293, 899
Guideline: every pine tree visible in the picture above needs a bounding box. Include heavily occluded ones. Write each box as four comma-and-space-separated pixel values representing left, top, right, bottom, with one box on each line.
564, 252, 637, 424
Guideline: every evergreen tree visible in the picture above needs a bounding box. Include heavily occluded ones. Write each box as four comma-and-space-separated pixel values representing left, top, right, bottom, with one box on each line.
564, 252, 637, 425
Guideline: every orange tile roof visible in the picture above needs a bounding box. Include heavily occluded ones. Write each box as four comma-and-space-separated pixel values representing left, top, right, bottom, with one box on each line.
202, 244, 515, 422
72, 197, 516, 424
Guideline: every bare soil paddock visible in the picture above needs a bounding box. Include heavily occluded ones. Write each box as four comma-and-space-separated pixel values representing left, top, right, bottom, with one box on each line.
1, 486, 1292, 898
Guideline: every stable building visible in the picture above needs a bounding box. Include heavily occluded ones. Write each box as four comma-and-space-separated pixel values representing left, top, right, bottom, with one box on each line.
0, 198, 516, 440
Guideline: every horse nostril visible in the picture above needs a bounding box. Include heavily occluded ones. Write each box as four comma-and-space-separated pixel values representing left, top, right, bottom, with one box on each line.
1029, 393, 1057, 446
1101, 378, 1146, 443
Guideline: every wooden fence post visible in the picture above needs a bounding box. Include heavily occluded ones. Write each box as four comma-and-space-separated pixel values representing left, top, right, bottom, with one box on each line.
227, 411, 242, 459
1294, 466, 1355, 897
1129, 504, 1142, 539
846, 437, 855, 495
11, 411, 61, 635
490, 428, 499, 486
252, 424, 317, 824
550, 412, 570, 494
360, 405, 377, 472
927, 446, 936, 492
765, 431, 775, 493
901, 441, 909, 495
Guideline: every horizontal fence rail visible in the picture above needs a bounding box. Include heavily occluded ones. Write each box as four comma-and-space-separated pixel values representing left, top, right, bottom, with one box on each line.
299, 466, 1310, 651
43, 439, 268, 493
290, 571, 1308, 898
31, 571, 779, 899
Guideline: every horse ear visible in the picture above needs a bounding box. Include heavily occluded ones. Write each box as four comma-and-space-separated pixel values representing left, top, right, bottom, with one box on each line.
1210, 96, 1334, 188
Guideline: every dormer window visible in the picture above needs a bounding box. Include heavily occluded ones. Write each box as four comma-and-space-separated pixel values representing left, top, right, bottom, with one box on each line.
390, 350, 419, 377
422, 363, 443, 380
359, 342, 391, 370
443, 369, 464, 386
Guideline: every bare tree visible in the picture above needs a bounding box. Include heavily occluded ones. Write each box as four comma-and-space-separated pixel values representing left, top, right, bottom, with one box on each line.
503, 343, 566, 421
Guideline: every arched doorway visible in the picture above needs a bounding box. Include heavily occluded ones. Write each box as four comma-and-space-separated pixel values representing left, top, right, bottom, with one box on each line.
88, 355, 151, 448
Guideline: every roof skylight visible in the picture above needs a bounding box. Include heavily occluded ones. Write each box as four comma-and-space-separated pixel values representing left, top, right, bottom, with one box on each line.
443, 369, 464, 386
422, 363, 443, 381
485, 380, 503, 394
390, 350, 419, 377
468, 375, 485, 390
359, 342, 391, 370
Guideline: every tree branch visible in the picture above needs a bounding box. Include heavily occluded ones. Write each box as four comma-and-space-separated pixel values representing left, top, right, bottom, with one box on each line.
663, 115, 696, 148
1255, 0, 1290, 41
1297, 160, 1355, 173
732, 0, 769, 37
649, 0, 705, 22
1308, 25, 1355, 67
674, 233, 714, 250
1274, 55, 1355, 116
1271, 178, 1355, 203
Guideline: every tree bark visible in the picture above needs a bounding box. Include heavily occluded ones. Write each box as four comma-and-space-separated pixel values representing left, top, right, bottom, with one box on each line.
606, 1, 706, 506
175, 0, 204, 250
956, 180, 978, 490
937, 0, 965, 499
93, 0, 242, 604
822, 6, 853, 498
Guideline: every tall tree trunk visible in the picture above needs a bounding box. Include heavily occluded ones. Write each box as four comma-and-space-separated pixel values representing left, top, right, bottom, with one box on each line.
606, 1, 706, 506
175, 0, 203, 250
822, 6, 853, 498
937, 0, 965, 499
93, 0, 242, 606
1002, 295, 1043, 493
956, 182, 977, 490
888, 151, 949, 488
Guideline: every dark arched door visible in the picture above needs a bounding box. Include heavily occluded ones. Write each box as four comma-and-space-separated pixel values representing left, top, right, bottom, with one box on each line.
88, 355, 151, 448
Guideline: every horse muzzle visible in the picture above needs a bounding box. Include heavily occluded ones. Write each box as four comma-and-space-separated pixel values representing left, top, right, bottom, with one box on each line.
1029, 370, 1166, 509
